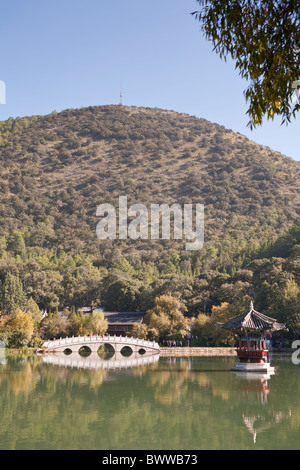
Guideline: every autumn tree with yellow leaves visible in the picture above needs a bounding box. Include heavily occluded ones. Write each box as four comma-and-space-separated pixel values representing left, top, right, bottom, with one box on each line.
144, 295, 190, 341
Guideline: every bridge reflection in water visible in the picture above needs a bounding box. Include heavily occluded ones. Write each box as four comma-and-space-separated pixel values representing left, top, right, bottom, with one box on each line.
43, 351, 160, 370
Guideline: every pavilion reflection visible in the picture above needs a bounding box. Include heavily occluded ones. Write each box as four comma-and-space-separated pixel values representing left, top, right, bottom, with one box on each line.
232, 371, 273, 404
232, 371, 292, 444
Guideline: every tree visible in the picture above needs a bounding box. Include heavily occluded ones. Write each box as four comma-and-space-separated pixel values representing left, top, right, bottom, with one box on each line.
24, 297, 42, 324
0, 308, 35, 347
9, 309, 35, 341
0, 273, 27, 314
144, 295, 190, 340
191, 313, 210, 344
6, 230, 26, 256
131, 322, 148, 339
74, 311, 108, 336
66, 308, 82, 337
192, 303, 236, 346
40, 312, 68, 339
85, 311, 108, 336
101, 270, 142, 312
193, 1, 300, 128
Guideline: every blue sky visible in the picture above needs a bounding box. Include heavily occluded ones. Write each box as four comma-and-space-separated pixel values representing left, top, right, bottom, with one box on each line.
0, 0, 299, 161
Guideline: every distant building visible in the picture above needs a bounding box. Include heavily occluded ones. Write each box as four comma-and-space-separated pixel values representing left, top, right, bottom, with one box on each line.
77, 307, 104, 314
77, 307, 93, 314
76, 308, 145, 335
103, 312, 146, 336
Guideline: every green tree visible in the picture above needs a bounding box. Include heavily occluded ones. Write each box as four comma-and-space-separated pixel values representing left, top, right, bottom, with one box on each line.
24, 297, 42, 324
102, 270, 142, 312
7, 230, 26, 256
0, 273, 27, 314
85, 311, 108, 336
193, 0, 300, 128
40, 312, 67, 339
7, 330, 29, 348
66, 308, 82, 337
131, 322, 148, 339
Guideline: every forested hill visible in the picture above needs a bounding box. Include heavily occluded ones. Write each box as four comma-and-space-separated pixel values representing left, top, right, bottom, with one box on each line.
0, 105, 299, 323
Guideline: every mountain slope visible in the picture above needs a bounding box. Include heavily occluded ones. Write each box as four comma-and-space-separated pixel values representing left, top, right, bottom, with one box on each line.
0, 105, 299, 312
0, 105, 299, 254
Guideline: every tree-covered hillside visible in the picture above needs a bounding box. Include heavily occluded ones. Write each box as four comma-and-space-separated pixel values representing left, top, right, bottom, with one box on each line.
0, 105, 299, 333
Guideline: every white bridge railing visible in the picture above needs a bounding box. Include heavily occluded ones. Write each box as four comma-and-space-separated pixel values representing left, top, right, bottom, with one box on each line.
43, 335, 160, 351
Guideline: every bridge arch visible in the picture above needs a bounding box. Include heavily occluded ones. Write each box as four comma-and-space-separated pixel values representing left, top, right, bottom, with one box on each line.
64, 348, 72, 356
97, 343, 115, 359
120, 346, 133, 357
78, 346, 92, 357
43, 335, 160, 356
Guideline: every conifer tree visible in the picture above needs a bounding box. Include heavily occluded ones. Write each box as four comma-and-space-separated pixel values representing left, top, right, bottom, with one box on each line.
0, 273, 27, 314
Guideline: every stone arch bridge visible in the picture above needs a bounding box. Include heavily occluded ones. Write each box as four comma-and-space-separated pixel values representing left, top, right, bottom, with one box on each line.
42, 335, 160, 356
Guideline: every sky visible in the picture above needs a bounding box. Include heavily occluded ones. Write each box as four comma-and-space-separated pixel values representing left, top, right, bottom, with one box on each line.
0, 0, 299, 161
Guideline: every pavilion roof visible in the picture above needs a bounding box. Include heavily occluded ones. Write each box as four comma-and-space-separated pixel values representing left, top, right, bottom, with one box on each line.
220, 302, 287, 332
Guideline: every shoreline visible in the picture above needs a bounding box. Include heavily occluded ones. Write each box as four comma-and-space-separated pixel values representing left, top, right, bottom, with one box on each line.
160, 347, 237, 357
159, 347, 294, 357
2, 347, 294, 357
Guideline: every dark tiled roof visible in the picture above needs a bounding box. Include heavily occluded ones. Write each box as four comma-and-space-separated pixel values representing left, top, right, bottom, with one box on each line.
221, 303, 287, 332
103, 312, 146, 325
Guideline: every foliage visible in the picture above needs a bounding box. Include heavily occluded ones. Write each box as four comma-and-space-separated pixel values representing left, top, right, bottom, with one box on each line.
191, 302, 235, 346
0, 273, 27, 314
144, 295, 190, 340
191, 313, 211, 344
28, 334, 44, 348
7, 330, 29, 348
131, 322, 148, 339
192, 0, 300, 128
9, 308, 35, 340
40, 312, 68, 340
79, 311, 108, 336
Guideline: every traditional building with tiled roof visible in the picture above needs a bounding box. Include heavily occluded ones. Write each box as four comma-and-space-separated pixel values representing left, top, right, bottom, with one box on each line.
221, 302, 287, 374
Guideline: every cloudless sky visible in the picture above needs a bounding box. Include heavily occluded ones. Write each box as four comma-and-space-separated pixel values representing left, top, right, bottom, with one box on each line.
0, 0, 299, 160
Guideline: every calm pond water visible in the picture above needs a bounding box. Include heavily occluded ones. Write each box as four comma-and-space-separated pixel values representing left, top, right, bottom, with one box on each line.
0, 352, 299, 450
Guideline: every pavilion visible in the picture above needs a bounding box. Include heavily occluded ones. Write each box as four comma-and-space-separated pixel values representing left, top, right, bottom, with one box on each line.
221, 302, 287, 373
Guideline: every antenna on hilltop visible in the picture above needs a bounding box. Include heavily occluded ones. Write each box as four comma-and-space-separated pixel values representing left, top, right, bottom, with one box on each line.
119, 81, 123, 106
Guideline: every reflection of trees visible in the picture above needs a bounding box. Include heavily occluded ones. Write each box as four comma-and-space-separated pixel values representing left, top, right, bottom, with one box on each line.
0, 356, 40, 395
147, 361, 190, 405
0, 356, 110, 450
0, 356, 298, 449
9, 362, 38, 395
41, 362, 108, 390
